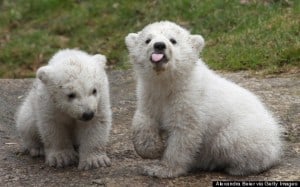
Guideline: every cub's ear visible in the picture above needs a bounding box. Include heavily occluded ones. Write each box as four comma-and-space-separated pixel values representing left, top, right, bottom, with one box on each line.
36, 66, 53, 84
125, 33, 139, 52
190, 34, 205, 53
93, 54, 107, 68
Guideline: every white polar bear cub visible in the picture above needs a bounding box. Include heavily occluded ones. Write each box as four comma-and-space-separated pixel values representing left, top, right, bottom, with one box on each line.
125, 21, 282, 178
16, 49, 112, 170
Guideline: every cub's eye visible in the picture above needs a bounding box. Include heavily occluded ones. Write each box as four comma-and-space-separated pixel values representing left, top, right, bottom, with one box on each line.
170, 38, 177, 44
67, 93, 76, 100
92, 88, 97, 95
145, 39, 151, 44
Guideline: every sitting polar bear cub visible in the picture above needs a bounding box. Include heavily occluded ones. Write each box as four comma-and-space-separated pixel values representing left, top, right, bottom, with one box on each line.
126, 21, 282, 178
16, 49, 112, 170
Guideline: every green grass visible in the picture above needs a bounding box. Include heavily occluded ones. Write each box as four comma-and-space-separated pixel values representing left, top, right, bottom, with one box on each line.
0, 0, 299, 78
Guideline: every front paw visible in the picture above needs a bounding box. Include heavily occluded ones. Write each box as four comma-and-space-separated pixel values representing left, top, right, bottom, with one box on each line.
45, 149, 78, 168
143, 164, 186, 178
78, 154, 111, 170
133, 131, 165, 159
28, 147, 44, 157
133, 140, 164, 159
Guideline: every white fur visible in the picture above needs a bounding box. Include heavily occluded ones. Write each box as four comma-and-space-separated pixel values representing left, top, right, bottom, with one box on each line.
126, 21, 282, 178
16, 49, 112, 170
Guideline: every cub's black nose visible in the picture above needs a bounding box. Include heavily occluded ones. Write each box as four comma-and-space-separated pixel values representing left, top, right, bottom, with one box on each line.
81, 111, 94, 121
154, 42, 166, 51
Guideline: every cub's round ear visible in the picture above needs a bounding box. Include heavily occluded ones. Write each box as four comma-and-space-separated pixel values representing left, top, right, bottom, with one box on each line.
190, 35, 205, 53
125, 33, 138, 52
93, 54, 107, 68
36, 66, 53, 84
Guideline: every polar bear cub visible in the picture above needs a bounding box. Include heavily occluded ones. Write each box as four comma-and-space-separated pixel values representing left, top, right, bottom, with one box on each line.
16, 49, 112, 170
125, 21, 282, 178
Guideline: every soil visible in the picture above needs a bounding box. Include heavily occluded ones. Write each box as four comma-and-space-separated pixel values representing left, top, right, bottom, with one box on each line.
0, 70, 299, 186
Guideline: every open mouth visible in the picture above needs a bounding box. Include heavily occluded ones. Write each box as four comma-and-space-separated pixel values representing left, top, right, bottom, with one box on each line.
150, 52, 168, 72
150, 52, 168, 64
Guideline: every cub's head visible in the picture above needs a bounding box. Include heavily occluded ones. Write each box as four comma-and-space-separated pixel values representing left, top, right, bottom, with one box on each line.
37, 49, 107, 121
125, 21, 204, 74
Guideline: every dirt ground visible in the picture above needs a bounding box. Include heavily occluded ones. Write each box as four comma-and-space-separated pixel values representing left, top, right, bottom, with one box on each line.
0, 70, 299, 186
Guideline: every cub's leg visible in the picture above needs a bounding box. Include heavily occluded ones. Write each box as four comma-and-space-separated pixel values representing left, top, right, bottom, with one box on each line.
132, 111, 165, 159
77, 119, 111, 170
144, 126, 201, 178
38, 116, 78, 168
143, 107, 203, 177
16, 100, 44, 157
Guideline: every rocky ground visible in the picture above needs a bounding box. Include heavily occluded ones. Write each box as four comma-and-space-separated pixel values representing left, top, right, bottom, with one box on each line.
0, 70, 299, 186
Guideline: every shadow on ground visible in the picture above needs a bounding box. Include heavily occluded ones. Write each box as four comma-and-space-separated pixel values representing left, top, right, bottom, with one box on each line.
0, 70, 299, 186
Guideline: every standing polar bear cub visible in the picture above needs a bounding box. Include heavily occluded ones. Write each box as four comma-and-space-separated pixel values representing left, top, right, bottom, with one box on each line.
16, 49, 112, 170
126, 21, 282, 178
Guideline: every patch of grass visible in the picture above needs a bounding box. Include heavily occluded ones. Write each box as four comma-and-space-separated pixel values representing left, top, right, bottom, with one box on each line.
0, 0, 299, 78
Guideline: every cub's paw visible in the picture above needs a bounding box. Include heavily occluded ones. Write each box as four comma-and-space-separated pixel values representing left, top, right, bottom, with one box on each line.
29, 147, 44, 157
78, 154, 111, 170
143, 164, 186, 178
45, 149, 78, 168
133, 131, 165, 159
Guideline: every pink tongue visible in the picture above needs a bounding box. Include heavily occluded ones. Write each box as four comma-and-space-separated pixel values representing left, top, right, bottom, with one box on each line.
151, 54, 164, 62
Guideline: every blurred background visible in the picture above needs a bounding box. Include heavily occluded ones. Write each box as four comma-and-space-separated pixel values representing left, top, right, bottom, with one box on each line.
0, 0, 299, 78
